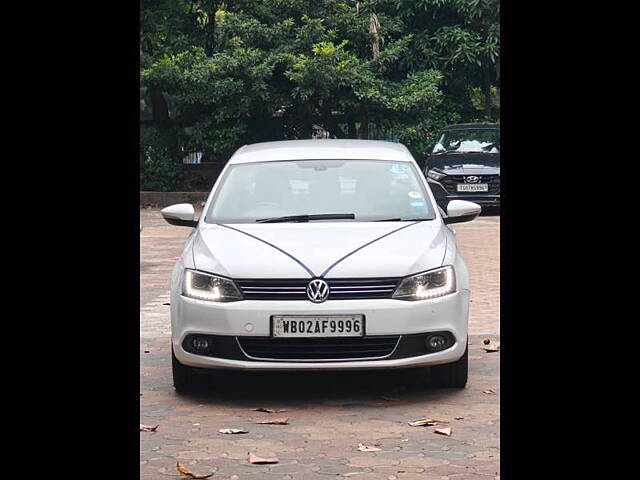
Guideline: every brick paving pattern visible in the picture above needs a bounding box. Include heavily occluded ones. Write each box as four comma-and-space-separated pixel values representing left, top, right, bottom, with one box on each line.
140, 208, 500, 479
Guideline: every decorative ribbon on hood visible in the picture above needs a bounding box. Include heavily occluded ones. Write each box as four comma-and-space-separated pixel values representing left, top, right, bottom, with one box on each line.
216, 223, 315, 277
217, 221, 422, 278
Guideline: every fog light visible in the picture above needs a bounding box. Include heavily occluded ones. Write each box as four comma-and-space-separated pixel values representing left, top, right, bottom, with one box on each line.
427, 334, 447, 351
191, 337, 210, 352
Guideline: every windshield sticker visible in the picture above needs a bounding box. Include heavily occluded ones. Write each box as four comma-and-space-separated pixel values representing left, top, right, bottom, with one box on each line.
410, 201, 425, 208
390, 164, 409, 174
408, 191, 422, 199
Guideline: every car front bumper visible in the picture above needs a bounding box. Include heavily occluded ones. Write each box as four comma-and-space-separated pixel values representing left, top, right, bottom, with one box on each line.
171, 289, 469, 371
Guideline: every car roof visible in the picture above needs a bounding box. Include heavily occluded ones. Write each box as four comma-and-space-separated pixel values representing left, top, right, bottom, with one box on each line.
442, 123, 499, 130
228, 139, 415, 164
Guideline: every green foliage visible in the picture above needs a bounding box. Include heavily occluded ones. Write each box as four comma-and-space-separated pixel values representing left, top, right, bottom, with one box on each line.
140, 131, 184, 191
140, 0, 500, 183
468, 85, 499, 111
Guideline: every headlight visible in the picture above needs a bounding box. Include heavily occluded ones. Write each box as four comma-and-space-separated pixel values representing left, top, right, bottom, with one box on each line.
392, 266, 456, 301
427, 169, 446, 181
182, 269, 243, 302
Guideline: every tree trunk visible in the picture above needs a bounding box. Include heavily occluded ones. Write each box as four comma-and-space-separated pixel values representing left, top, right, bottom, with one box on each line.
294, 102, 314, 139
358, 104, 369, 139
150, 87, 180, 162
150, 87, 171, 129
322, 101, 346, 138
205, 2, 218, 55
348, 120, 357, 139
482, 69, 493, 120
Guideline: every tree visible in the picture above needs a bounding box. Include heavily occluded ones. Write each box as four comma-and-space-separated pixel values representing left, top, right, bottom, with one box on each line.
140, 0, 499, 166
396, 0, 500, 120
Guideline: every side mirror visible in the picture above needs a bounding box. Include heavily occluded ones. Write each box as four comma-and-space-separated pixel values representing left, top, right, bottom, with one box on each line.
161, 203, 198, 227
443, 200, 481, 224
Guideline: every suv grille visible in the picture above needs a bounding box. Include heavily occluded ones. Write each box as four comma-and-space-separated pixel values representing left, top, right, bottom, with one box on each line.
236, 278, 400, 300
441, 175, 500, 194
237, 336, 400, 361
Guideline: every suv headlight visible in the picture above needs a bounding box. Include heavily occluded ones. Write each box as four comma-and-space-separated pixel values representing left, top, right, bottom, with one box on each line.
427, 169, 446, 181
182, 269, 243, 302
392, 266, 456, 301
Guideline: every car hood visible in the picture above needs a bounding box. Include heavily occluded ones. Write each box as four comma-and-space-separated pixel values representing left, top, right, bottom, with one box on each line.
192, 221, 448, 279
430, 152, 500, 175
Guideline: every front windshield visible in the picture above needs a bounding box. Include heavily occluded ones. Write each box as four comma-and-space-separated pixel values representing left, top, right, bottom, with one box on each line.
433, 128, 500, 154
205, 159, 435, 223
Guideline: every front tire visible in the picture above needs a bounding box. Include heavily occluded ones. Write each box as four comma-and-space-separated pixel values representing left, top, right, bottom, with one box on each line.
431, 346, 468, 388
172, 347, 213, 393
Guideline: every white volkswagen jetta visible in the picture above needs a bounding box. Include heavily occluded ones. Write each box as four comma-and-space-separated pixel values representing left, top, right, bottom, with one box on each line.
161, 140, 480, 392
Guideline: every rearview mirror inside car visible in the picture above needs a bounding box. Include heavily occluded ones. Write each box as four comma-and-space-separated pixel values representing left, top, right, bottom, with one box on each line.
161, 203, 198, 227
443, 200, 481, 224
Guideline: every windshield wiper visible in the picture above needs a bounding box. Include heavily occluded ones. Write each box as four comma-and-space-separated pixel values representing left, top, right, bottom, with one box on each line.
373, 218, 433, 222
436, 150, 496, 155
256, 213, 356, 223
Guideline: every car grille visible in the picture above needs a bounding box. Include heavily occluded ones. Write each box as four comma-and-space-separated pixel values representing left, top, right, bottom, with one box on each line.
441, 175, 500, 194
237, 336, 400, 361
236, 278, 401, 300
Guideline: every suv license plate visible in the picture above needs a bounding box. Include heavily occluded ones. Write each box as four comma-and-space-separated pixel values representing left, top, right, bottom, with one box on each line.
457, 184, 488, 192
272, 315, 364, 338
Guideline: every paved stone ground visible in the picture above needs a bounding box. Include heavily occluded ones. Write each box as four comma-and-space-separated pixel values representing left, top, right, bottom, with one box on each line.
453, 215, 500, 335
140, 208, 500, 479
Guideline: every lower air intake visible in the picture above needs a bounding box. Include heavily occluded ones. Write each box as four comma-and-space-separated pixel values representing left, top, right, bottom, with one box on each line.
237, 336, 400, 361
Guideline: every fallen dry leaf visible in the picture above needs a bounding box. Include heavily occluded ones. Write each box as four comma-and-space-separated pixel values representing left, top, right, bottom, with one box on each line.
175, 461, 213, 479
248, 452, 279, 464
408, 418, 440, 427
483, 389, 496, 394
219, 428, 248, 434
251, 407, 287, 413
483, 342, 500, 352
254, 417, 289, 425
454, 416, 464, 420
140, 423, 158, 432
357, 443, 382, 452
434, 427, 452, 436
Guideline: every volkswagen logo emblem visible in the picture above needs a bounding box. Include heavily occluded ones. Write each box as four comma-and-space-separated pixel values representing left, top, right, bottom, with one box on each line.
307, 279, 330, 303
464, 175, 480, 184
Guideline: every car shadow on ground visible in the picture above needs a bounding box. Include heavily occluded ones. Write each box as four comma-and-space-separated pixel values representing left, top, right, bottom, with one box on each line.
480, 206, 500, 216
175, 367, 468, 407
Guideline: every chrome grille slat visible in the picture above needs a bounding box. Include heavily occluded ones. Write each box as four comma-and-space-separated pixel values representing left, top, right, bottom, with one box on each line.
331, 285, 396, 289
242, 290, 308, 294
331, 290, 394, 294
242, 286, 306, 290
236, 278, 401, 300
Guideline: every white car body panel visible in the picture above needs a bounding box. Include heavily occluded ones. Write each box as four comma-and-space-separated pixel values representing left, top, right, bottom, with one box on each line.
323, 221, 447, 278
192, 221, 447, 279
168, 140, 474, 372
230, 139, 412, 164
172, 291, 469, 370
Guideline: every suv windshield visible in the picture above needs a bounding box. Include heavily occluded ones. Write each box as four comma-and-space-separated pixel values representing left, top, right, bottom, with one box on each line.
205, 159, 435, 223
433, 128, 500, 154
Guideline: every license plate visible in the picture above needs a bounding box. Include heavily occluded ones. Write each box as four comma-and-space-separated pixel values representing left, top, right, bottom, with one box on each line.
457, 184, 488, 192
272, 315, 364, 338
